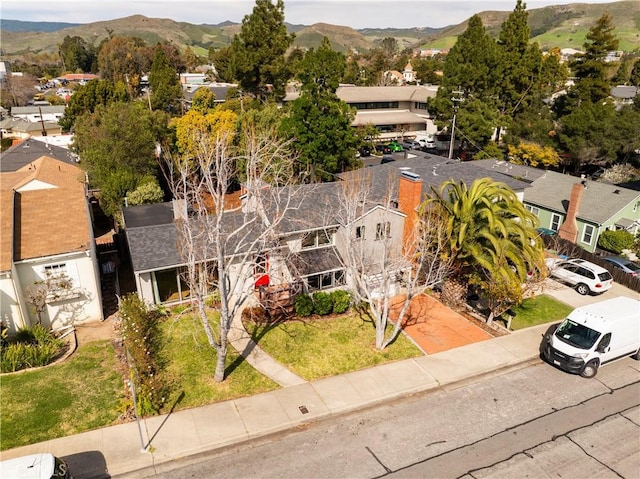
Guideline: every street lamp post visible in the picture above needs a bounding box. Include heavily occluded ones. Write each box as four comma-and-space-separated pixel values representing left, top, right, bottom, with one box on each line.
448, 90, 464, 160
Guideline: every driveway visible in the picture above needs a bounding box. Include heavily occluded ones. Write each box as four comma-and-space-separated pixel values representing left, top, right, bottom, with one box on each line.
542, 277, 640, 309
390, 294, 493, 355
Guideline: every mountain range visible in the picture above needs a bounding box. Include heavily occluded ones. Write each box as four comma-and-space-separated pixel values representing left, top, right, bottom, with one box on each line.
1, 1, 638, 59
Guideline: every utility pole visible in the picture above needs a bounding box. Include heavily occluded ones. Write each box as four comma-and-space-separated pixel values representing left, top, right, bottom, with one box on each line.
448, 90, 464, 160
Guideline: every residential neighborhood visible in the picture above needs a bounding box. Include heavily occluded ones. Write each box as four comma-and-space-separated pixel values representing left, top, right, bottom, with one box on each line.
1, 0, 639, 477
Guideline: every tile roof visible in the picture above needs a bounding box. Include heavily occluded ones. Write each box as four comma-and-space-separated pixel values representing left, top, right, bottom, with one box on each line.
0, 156, 91, 272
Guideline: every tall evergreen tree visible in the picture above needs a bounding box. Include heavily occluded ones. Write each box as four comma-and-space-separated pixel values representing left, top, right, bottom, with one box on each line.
570, 13, 619, 105
281, 37, 359, 181
149, 45, 183, 113
58, 35, 97, 73
230, 0, 295, 101
495, 1, 544, 136
429, 15, 499, 150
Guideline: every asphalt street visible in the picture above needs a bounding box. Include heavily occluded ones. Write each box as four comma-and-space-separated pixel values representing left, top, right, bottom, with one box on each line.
138, 358, 639, 479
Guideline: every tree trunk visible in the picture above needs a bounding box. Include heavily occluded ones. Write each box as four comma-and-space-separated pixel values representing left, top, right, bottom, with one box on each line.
214, 340, 227, 382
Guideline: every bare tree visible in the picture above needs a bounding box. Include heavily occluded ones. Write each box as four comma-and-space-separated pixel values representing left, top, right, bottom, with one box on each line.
334, 171, 453, 350
162, 120, 303, 382
24, 271, 74, 325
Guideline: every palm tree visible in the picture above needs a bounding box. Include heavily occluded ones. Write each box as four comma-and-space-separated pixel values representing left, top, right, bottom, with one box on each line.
425, 178, 546, 316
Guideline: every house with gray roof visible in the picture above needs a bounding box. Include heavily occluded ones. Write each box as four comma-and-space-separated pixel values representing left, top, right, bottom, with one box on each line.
474, 159, 640, 253
123, 151, 536, 306
0, 137, 79, 172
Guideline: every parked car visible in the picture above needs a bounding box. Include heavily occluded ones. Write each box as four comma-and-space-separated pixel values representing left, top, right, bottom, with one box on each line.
380, 155, 395, 164
358, 146, 372, 157
0, 453, 73, 479
545, 258, 613, 295
387, 141, 404, 152
418, 137, 437, 149
602, 256, 640, 277
402, 139, 422, 150
374, 144, 392, 155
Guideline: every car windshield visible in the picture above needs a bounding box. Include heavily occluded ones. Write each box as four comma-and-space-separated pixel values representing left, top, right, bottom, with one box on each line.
555, 319, 601, 350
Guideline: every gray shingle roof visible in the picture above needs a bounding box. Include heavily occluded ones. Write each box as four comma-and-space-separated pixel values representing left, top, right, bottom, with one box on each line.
525, 171, 639, 224
340, 153, 532, 202
290, 247, 343, 276
124, 202, 266, 273
472, 160, 640, 224
0, 137, 79, 172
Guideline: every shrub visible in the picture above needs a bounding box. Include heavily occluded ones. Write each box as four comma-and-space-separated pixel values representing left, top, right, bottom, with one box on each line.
330, 290, 351, 314
313, 292, 333, 316
119, 294, 170, 416
295, 294, 314, 317
598, 230, 635, 254
0, 324, 64, 373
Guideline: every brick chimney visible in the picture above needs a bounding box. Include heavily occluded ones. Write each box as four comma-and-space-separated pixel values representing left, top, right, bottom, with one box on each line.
398, 171, 423, 249
558, 182, 585, 243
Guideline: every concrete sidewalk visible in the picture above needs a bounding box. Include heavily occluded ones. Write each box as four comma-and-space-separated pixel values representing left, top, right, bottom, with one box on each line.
0, 324, 550, 479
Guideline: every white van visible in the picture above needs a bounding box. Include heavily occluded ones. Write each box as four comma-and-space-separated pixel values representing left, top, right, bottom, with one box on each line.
542, 296, 640, 378
0, 453, 72, 479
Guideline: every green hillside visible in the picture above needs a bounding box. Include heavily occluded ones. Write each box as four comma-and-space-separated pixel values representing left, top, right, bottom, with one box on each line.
1, 1, 637, 60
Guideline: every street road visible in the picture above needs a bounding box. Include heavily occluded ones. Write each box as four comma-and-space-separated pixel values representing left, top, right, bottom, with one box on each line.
140, 359, 640, 479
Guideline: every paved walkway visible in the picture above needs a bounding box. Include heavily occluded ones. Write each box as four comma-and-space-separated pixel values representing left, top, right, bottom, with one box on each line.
390, 294, 494, 354
227, 299, 306, 387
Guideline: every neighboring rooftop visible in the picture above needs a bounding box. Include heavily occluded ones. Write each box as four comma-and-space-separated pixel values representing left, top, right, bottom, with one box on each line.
0, 137, 79, 172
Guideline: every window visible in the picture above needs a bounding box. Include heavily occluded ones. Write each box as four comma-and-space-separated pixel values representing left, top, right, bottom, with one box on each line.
304, 270, 346, 291
375, 222, 391, 240
42, 263, 79, 302
301, 230, 333, 249
550, 213, 562, 232
525, 205, 539, 216
582, 224, 595, 245
414, 102, 428, 110
43, 263, 78, 289
355, 226, 365, 240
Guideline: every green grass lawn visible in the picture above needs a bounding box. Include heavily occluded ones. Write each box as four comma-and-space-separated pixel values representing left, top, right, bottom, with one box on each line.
160, 312, 278, 410
506, 294, 574, 331
0, 341, 123, 450
243, 313, 423, 381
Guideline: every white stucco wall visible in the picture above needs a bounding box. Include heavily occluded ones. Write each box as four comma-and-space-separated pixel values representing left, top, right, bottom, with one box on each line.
0, 273, 26, 333
14, 251, 102, 329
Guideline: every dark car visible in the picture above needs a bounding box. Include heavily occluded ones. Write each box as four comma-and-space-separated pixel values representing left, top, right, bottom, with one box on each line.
375, 144, 392, 155
358, 146, 372, 157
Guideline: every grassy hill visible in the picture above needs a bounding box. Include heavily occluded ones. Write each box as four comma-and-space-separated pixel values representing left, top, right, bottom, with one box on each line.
418, 1, 640, 51
1, 1, 637, 60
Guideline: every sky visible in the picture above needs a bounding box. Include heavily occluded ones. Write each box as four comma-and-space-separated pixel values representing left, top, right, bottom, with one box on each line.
2, 0, 617, 29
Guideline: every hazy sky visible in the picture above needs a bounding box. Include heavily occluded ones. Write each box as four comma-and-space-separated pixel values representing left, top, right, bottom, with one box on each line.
3, 0, 617, 29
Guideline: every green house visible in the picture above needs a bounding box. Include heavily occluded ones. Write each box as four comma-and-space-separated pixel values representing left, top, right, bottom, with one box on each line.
474, 160, 640, 253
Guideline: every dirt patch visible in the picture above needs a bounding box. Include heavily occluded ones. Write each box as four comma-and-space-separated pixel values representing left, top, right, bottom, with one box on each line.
74, 314, 118, 347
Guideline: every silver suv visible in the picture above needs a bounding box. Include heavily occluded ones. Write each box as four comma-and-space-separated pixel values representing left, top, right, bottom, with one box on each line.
545, 258, 613, 295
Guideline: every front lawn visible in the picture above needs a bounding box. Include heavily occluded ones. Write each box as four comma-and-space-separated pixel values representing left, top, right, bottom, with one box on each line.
506, 294, 574, 330
160, 312, 279, 410
244, 313, 423, 381
0, 341, 123, 450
